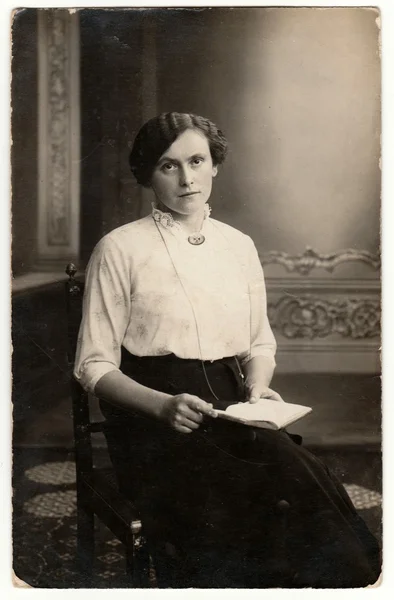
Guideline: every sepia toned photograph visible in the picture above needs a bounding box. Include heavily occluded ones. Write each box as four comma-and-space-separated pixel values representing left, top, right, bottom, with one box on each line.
11, 5, 382, 589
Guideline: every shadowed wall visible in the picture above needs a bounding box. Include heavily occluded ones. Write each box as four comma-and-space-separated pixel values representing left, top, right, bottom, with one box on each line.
11, 10, 38, 276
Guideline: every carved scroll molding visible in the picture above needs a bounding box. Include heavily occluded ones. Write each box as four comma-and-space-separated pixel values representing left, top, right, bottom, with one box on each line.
37, 10, 80, 266
268, 295, 380, 340
261, 246, 380, 275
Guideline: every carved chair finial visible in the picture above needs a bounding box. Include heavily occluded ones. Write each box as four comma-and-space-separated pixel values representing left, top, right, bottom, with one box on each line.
66, 263, 77, 279
276, 499, 290, 514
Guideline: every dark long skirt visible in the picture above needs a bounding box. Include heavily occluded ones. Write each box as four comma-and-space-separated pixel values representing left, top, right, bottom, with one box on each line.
99, 350, 381, 588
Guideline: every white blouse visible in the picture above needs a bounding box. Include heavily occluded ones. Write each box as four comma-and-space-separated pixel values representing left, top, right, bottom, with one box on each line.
74, 208, 277, 394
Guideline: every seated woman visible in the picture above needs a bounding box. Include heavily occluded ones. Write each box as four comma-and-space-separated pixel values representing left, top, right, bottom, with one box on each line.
74, 112, 380, 588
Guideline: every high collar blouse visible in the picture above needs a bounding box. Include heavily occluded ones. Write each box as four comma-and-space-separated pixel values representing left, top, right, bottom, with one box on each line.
74, 208, 277, 394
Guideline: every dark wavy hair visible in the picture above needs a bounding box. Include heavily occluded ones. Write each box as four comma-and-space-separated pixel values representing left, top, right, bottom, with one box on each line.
128, 112, 228, 187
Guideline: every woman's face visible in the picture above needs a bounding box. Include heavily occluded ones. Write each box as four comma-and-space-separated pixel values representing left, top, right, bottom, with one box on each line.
150, 128, 218, 217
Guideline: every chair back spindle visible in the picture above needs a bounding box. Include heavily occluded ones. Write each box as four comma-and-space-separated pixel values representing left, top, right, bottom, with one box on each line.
65, 263, 94, 478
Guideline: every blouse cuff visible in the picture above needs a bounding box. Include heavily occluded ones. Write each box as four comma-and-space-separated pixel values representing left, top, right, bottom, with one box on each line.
239, 350, 276, 370
74, 362, 122, 395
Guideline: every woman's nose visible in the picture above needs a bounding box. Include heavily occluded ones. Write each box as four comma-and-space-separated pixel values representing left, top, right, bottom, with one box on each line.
179, 165, 193, 187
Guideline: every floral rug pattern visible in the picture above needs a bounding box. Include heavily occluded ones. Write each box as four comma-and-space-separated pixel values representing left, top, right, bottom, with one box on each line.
12, 450, 382, 589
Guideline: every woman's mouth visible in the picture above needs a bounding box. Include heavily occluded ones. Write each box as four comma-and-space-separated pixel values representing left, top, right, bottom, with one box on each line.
179, 191, 200, 197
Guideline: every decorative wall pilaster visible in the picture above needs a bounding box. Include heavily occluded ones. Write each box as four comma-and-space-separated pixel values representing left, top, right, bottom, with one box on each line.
37, 9, 80, 268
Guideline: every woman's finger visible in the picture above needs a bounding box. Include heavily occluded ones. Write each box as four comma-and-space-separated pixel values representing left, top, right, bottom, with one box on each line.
175, 412, 200, 429
182, 417, 200, 430
173, 414, 199, 432
181, 406, 203, 424
182, 395, 217, 417
247, 385, 262, 403
175, 424, 194, 434
260, 388, 284, 402
247, 385, 284, 403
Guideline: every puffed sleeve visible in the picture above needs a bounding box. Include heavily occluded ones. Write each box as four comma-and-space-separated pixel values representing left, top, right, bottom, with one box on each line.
238, 236, 277, 368
73, 234, 132, 394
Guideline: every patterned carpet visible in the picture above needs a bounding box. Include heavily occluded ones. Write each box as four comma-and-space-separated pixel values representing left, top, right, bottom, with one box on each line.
12, 447, 382, 589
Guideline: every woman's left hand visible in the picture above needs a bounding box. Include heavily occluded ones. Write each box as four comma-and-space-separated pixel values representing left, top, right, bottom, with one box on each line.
245, 382, 284, 404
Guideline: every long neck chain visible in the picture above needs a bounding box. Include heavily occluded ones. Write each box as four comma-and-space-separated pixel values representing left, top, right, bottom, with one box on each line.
153, 218, 221, 403
153, 217, 252, 411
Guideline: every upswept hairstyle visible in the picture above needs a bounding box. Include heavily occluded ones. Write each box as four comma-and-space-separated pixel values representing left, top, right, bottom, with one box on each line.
128, 112, 228, 187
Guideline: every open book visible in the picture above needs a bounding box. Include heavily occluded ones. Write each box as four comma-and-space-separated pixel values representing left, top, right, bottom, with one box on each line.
214, 399, 312, 430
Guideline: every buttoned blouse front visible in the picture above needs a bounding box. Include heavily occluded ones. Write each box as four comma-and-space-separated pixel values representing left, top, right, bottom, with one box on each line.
74, 212, 277, 394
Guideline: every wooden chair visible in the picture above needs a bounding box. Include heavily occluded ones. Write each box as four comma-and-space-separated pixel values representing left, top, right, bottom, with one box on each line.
65, 262, 151, 587
65, 261, 293, 588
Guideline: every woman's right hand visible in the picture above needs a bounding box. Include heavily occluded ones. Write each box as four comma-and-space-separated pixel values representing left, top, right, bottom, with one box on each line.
160, 394, 217, 434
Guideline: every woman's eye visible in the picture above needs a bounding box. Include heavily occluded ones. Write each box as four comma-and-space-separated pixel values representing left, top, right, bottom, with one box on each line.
192, 157, 204, 166
162, 163, 176, 172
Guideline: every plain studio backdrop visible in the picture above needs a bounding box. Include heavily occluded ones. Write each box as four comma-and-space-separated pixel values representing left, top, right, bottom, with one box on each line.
9, 5, 383, 591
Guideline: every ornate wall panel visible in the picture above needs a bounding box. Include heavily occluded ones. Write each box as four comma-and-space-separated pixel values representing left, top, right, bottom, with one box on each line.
37, 10, 80, 267
262, 247, 381, 374
262, 247, 381, 276
268, 295, 380, 341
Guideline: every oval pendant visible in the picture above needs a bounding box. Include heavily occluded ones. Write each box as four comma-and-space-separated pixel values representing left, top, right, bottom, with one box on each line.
188, 233, 205, 245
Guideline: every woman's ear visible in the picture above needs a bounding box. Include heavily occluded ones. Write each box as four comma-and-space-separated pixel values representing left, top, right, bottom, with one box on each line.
212, 165, 218, 177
